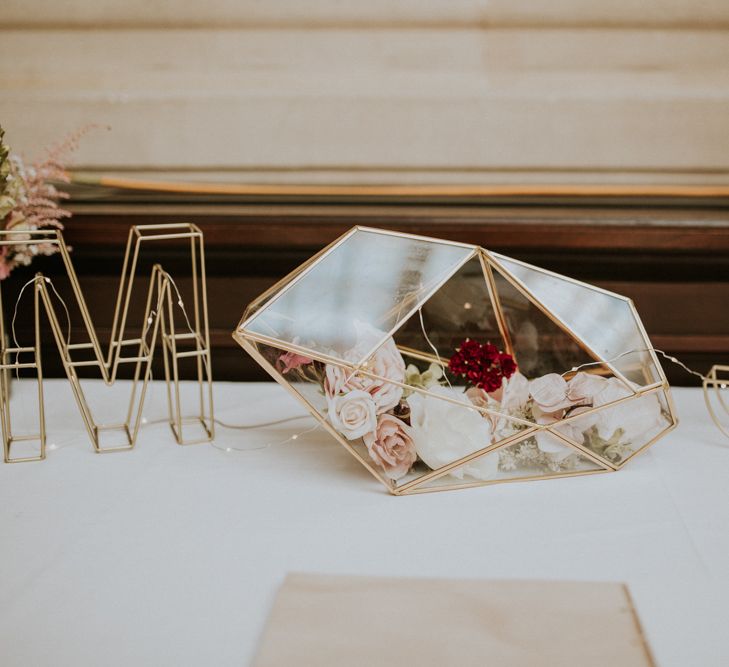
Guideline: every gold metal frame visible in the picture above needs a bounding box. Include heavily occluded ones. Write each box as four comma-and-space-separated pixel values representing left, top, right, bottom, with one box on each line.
703, 365, 729, 438
233, 225, 677, 495
0, 224, 214, 463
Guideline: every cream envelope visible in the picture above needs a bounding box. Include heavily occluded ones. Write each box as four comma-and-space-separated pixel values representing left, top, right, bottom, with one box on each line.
253, 573, 655, 667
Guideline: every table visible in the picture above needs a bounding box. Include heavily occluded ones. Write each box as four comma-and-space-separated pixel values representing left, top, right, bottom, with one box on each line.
1, 380, 728, 666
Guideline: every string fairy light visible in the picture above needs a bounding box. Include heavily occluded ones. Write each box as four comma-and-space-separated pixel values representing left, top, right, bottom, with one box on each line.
561, 347, 714, 383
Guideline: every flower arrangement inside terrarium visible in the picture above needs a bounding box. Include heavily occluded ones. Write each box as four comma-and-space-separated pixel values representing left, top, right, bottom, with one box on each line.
236, 227, 676, 494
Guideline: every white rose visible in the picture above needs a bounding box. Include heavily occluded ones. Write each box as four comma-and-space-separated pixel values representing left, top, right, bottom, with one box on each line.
327, 390, 377, 440
407, 386, 497, 480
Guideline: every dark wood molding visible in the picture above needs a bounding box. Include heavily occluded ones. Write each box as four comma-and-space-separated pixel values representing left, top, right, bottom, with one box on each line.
66, 202, 729, 252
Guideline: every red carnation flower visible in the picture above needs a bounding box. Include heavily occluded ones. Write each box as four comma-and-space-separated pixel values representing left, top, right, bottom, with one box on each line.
448, 338, 517, 392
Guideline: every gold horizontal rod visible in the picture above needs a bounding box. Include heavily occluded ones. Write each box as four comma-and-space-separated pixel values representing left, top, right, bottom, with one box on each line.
397, 468, 611, 496
93, 175, 729, 199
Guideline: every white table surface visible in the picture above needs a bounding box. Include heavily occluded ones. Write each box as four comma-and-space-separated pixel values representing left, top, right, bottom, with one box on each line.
1, 379, 728, 666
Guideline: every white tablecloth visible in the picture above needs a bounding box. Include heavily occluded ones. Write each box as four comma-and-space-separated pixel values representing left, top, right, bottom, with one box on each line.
1, 380, 727, 666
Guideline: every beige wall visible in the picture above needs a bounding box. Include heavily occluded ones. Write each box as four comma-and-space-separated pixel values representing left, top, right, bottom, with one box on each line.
1, 1, 728, 185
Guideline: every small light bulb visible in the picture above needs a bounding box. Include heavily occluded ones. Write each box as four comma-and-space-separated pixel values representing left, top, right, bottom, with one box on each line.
721, 383, 727, 390
225, 447, 232, 452
291, 434, 298, 440
463, 302, 472, 310
48, 443, 57, 450
142, 417, 148, 424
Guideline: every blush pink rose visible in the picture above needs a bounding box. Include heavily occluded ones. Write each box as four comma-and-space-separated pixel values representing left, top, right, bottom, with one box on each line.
278, 350, 313, 374
566, 372, 608, 405
325, 335, 405, 414
363, 414, 417, 481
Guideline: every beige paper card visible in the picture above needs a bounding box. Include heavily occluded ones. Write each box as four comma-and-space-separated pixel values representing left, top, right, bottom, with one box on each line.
252, 574, 655, 667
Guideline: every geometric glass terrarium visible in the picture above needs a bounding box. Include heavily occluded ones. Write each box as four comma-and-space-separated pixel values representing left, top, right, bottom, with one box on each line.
233, 227, 677, 495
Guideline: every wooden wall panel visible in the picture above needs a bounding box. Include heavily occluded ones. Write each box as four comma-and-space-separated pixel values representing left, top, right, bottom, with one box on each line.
5, 1, 729, 28
2, 21, 729, 185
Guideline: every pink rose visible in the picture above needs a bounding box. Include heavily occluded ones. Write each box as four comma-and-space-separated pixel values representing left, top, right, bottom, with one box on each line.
363, 414, 417, 481
278, 350, 313, 374
529, 373, 573, 413
325, 335, 405, 414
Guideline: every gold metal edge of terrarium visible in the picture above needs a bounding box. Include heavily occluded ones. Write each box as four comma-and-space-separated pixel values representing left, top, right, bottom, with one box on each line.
396, 468, 612, 496
478, 248, 515, 358
235, 330, 367, 369
353, 225, 478, 251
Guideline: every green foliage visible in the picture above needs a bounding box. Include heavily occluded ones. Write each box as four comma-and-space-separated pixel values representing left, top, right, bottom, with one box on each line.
583, 424, 629, 463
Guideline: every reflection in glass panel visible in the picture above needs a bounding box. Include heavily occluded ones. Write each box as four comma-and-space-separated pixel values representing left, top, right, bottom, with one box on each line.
394, 255, 506, 361
490, 263, 597, 378
243, 229, 474, 362
491, 254, 661, 386
411, 432, 603, 491
388, 254, 527, 424
553, 388, 673, 465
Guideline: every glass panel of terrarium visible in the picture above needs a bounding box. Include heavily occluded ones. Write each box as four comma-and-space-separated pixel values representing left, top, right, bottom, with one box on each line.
384, 254, 527, 425
409, 432, 604, 492
552, 388, 673, 466
249, 341, 396, 487
249, 340, 331, 420
491, 254, 662, 387
242, 229, 474, 363
392, 254, 508, 364
488, 261, 602, 380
